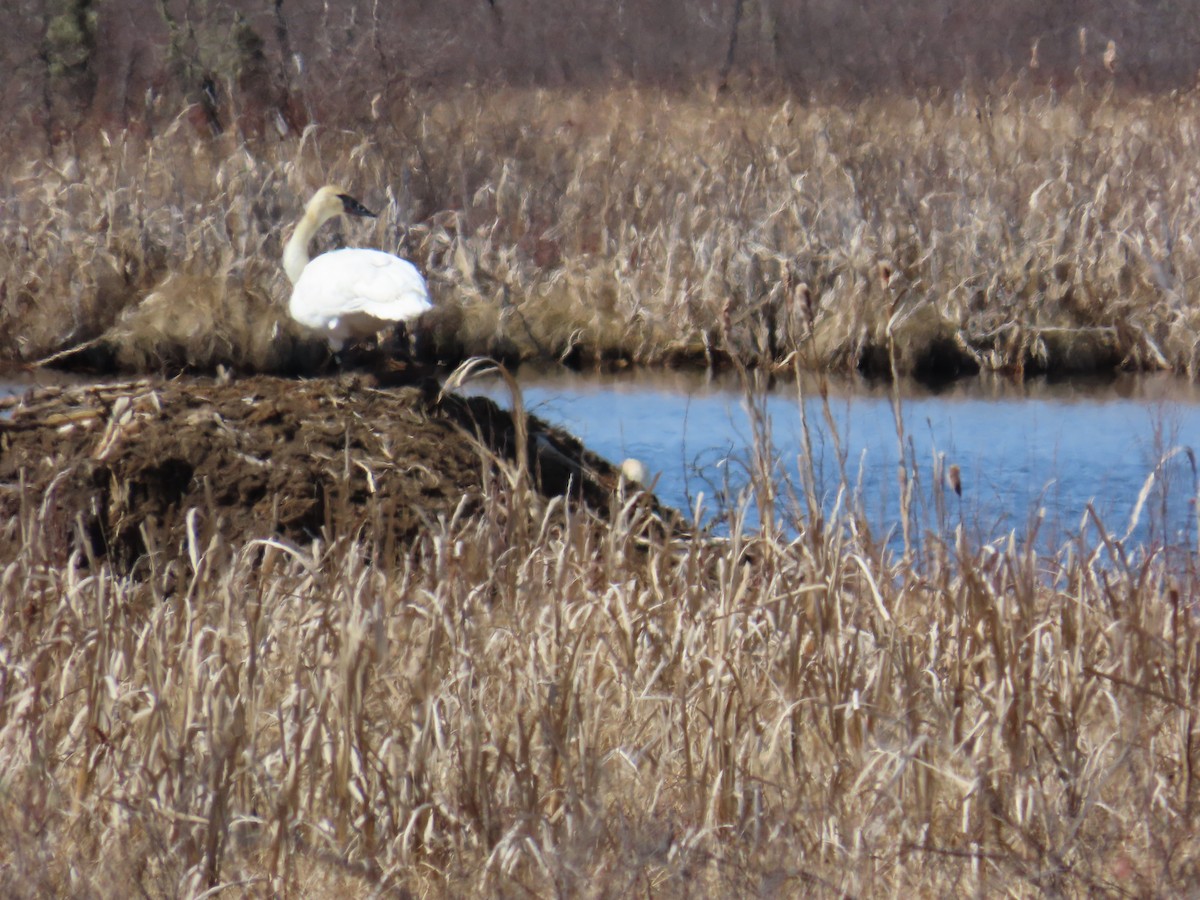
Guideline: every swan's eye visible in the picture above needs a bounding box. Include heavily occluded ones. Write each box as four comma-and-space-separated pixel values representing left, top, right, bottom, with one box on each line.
339, 194, 377, 218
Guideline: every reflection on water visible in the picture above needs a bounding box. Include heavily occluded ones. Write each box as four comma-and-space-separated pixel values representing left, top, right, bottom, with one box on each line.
471, 368, 1200, 550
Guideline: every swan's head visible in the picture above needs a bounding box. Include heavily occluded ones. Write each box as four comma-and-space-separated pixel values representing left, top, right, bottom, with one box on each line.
306, 185, 377, 225
620, 457, 647, 485
284, 185, 381, 285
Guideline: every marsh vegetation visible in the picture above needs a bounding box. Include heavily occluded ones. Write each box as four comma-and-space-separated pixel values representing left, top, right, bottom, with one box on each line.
2, 362, 1199, 896
4, 1, 1200, 895
9, 84, 1200, 380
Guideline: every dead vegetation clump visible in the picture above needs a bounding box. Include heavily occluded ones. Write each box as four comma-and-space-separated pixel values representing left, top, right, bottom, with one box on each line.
5, 84, 1200, 380
1, 368, 1198, 895
0, 370, 657, 576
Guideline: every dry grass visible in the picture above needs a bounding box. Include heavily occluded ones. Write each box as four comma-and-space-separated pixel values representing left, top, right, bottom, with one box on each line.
2, 364, 1199, 896
5, 83, 1200, 377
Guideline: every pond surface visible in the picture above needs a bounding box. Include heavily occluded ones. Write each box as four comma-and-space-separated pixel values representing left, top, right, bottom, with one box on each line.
470, 368, 1200, 551
6, 367, 1199, 552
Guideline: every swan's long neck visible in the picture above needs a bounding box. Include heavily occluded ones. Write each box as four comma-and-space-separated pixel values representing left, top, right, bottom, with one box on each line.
282, 207, 325, 285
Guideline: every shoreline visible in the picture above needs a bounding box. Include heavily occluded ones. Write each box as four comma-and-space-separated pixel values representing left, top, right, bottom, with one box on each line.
4, 86, 1200, 384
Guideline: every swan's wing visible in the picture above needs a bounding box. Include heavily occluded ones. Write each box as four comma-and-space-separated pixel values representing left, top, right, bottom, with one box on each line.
301, 249, 432, 322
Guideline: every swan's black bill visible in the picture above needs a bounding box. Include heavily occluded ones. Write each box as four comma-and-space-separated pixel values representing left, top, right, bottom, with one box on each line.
338, 194, 377, 218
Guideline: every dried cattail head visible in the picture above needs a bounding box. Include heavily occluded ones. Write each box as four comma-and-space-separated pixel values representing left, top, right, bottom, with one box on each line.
1078, 27, 1088, 58
795, 282, 814, 321
1103, 41, 1118, 74
947, 464, 962, 498
1029, 39, 1040, 70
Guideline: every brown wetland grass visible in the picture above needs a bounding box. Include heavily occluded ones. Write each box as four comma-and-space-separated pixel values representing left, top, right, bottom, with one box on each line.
1, 353, 1200, 896
5, 78, 1200, 895
6, 82, 1200, 379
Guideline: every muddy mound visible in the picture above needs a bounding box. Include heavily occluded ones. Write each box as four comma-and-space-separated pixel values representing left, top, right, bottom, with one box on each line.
1, 374, 654, 572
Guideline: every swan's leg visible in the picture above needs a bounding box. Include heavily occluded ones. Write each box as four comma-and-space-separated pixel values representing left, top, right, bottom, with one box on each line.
381, 322, 414, 361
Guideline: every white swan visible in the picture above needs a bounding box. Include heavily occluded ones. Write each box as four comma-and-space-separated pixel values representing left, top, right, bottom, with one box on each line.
283, 185, 432, 353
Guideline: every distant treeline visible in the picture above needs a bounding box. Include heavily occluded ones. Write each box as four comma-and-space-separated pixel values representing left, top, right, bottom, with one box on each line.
5, 0, 1200, 144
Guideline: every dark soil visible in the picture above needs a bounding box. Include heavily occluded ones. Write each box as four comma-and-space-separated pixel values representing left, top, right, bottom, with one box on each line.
0, 372, 662, 573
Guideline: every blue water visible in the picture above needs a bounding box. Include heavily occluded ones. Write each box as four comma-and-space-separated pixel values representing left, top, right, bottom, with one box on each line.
7, 368, 1199, 551
471, 369, 1200, 551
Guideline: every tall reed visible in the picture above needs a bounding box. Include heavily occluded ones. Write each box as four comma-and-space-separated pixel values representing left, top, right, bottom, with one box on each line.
2, 368, 1198, 896
5, 85, 1200, 378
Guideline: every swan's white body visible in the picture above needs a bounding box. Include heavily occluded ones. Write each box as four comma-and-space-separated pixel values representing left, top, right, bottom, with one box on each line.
284, 186, 432, 352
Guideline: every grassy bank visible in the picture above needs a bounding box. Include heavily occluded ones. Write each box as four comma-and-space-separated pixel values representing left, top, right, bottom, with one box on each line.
4, 83, 1200, 379
1, 365, 1198, 895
